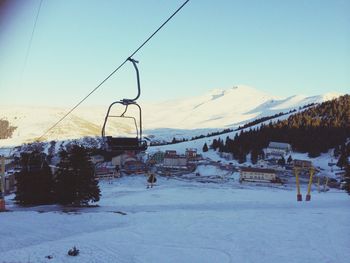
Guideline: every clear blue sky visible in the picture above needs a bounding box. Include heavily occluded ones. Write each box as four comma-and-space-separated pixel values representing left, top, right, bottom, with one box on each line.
0, 0, 349, 106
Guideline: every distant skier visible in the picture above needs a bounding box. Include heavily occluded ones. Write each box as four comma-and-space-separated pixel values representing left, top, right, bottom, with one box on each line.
147, 173, 157, 188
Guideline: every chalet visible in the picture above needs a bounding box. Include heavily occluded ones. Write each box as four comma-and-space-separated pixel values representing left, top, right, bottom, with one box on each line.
123, 160, 147, 174
163, 155, 187, 169
95, 162, 117, 179
265, 142, 292, 158
293, 159, 312, 170
149, 151, 165, 164
111, 152, 137, 167
165, 150, 177, 158
240, 167, 278, 183
185, 148, 197, 159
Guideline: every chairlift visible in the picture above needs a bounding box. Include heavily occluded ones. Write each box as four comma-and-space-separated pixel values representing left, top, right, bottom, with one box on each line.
101, 58, 147, 154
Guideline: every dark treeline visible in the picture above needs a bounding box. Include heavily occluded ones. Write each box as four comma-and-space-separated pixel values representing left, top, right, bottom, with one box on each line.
210, 95, 350, 160
236, 109, 297, 130
151, 108, 300, 147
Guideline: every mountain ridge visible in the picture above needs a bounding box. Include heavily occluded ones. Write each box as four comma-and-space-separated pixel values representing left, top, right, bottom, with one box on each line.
0, 85, 343, 147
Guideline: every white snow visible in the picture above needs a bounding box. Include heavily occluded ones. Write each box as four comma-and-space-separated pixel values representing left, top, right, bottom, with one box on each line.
1, 176, 349, 263
0, 86, 342, 147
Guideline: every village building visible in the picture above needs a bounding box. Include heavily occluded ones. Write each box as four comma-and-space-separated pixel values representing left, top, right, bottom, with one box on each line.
90, 155, 105, 164
293, 159, 313, 170
163, 155, 187, 169
95, 161, 118, 179
240, 167, 278, 183
149, 151, 165, 164
3, 172, 16, 194
1, 157, 17, 195
165, 150, 177, 158
185, 148, 197, 159
123, 160, 147, 174
219, 152, 233, 161
111, 151, 141, 167
265, 142, 292, 158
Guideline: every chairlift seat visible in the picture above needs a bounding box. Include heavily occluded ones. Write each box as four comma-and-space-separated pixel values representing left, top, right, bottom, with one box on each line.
105, 136, 147, 152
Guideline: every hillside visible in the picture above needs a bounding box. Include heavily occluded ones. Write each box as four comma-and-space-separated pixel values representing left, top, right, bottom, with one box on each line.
215, 95, 350, 159
0, 86, 342, 147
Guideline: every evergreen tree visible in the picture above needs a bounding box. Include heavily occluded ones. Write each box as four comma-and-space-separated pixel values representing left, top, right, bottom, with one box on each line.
15, 151, 54, 205
287, 155, 293, 164
343, 165, 350, 195
238, 149, 247, 164
211, 139, 218, 150
333, 145, 341, 158
251, 149, 258, 164
54, 145, 100, 206
337, 153, 349, 170
277, 156, 286, 166
202, 143, 209, 152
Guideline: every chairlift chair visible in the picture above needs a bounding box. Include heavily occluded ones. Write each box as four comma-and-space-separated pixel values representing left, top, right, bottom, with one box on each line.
101, 58, 147, 154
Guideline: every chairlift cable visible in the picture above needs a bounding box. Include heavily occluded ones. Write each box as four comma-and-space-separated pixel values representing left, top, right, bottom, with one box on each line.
37, 0, 190, 141
20, 0, 43, 86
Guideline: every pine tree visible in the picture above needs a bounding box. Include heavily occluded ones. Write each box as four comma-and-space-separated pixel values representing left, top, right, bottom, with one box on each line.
337, 152, 349, 170
287, 155, 293, 164
238, 149, 247, 164
15, 151, 54, 205
277, 156, 286, 166
211, 139, 218, 150
343, 165, 350, 195
251, 149, 258, 164
54, 145, 100, 206
202, 143, 209, 152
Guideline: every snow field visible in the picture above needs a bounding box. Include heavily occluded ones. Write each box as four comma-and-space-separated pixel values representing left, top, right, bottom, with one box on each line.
1, 176, 349, 263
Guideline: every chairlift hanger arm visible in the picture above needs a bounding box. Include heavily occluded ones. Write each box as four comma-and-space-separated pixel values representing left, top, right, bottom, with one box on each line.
122, 57, 141, 103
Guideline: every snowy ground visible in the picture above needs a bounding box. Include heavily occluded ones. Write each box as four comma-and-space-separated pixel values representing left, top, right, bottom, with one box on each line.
1, 176, 349, 263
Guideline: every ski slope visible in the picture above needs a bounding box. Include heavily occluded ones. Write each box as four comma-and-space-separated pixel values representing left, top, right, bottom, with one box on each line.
1, 176, 349, 263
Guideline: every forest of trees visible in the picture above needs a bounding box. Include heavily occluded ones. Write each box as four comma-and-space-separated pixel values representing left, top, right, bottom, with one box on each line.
151, 108, 302, 147
209, 95, 350, 162
0, 119, 16, 139
15, 145, 100, 206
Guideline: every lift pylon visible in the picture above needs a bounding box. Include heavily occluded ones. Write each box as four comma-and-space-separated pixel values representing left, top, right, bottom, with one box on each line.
0, 157, 6, 211
294, 167, 302, 201
305, 167, 315, 201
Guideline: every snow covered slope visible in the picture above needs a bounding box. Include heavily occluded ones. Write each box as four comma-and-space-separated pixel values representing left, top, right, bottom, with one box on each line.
1, 177, 350, 263
0, 85, 342, 146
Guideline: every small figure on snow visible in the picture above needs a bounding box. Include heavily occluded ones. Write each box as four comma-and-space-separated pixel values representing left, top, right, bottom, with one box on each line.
147, 173, 157, 188
68, 246, 80, 256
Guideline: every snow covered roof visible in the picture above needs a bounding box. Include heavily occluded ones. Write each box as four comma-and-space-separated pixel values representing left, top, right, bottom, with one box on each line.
268, 142, 291, 150
240, 167, 276, 174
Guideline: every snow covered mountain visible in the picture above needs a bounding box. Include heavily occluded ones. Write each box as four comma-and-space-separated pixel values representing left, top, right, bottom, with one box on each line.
0, 85, 342, 146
